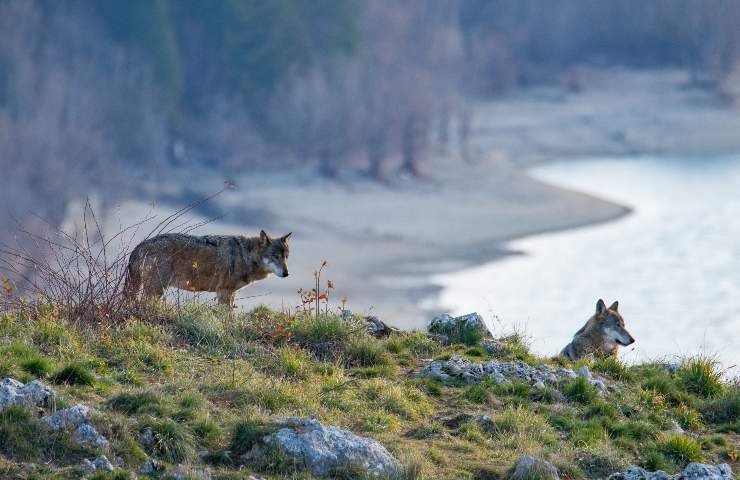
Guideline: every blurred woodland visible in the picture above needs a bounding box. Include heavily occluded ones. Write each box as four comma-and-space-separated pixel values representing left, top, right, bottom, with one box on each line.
2, 0, 740, 242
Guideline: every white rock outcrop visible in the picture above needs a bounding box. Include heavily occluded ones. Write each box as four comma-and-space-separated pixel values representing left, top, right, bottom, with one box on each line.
0, 378, 56, 412
245, 417, 399, 478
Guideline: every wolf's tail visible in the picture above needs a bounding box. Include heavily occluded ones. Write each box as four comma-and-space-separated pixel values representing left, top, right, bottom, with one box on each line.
123, 245, 143, 300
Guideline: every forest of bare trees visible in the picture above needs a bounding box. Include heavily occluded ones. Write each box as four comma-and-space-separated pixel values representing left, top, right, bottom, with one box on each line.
2, 0, 740, 244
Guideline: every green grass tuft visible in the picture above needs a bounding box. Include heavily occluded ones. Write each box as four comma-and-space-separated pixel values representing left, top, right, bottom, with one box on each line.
146, 418, 196, 463
563, 376, 599, 404
178, 391, 206, 410
347, 336, 393, 367
0, 405, 44, 460
172, 306, 225, 351
592, 357, 633, 381
657, 433, 702, 466
192, 418, 223, 449
700, 386, 739, 431
107, 391, 163, 415
20, 356, 54, 378
677, 356, 724, 398
291, 314, 355, 357
230, 419, 268, 457
50, 363, 95, 386
465, 381, 494, 404
269, 346, 313, 378
397, 331, 439, 358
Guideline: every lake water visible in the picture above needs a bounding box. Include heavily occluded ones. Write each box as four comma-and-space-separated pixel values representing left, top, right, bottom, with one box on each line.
431, 156, 740, 369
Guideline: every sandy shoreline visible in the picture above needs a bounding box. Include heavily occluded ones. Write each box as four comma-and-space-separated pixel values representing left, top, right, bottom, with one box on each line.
112, 68, 740, 330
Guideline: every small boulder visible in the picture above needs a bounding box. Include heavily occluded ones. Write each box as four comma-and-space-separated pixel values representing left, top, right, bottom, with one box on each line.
74, 423, 109, 448
139, 426, 155, 446
364, 316, 398, 338
247, 417, 399, 478
427, 312, 490, 340
82, 455, 114, 473
140, 458, 163, 475
607, 466, 673, 480
42, 404, 91, 430
509, 455, 560, 480
82, 459, 96, 473
42, 404, 109, 448
93, 455, 114, 472
168, 465, 212, 480
592, 379, 608, 394
426, 333, 450, 345
664, 362, 681, 374
607, 464, 733, 480
0, 378, 56, 412
482, 340, 505, 354
676, 463, 733, 480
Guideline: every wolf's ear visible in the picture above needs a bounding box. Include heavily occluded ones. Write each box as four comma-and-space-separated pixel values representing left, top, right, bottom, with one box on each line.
609, 301, 619, 311
260, 230, 272, 245
596, 299, 607, 314
281, 232, 292, 243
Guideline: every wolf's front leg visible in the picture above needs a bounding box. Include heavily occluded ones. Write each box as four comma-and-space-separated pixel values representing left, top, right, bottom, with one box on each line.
216, 289, 236, 308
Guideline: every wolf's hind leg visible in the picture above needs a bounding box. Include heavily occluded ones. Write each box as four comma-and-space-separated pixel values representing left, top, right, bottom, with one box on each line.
216, 289, 236, 308
140, 262, 171, 303
142, 282, 166, 303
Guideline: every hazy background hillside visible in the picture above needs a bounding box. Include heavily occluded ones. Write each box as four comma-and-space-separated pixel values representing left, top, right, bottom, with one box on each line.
3, 0, 740, 242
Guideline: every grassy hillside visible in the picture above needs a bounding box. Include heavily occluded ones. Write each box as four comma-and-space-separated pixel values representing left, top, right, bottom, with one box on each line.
0, 302, 737, 479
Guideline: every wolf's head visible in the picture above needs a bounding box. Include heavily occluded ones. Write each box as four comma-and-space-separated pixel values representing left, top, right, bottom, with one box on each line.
258, 230, 292, 278
594, 299, 635, 347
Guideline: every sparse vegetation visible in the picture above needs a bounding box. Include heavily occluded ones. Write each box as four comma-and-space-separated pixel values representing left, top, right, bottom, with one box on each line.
0, 301, 736, 479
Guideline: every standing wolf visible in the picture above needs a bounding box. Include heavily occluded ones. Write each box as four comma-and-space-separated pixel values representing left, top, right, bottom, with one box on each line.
124, 230, 291, 306
560, 299, 635, 360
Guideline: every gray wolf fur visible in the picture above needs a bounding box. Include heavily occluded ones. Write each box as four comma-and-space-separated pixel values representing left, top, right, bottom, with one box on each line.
560, 299, 635, 360
124, 230, 291, 306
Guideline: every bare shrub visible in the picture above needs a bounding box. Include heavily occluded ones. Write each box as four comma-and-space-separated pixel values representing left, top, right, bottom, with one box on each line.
0, 192, 225, 325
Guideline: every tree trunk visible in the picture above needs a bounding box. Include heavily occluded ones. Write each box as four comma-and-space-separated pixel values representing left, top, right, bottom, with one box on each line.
401, 114, 424, 177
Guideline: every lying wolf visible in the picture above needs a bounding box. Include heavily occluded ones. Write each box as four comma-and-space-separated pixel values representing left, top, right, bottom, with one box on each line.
560, 299, 635, 360
124, 230, 291, 306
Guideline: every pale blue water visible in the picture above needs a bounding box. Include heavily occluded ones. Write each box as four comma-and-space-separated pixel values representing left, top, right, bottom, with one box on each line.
432, 156, 740, 369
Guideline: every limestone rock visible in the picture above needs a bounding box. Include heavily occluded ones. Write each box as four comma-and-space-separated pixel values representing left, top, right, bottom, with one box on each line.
364, 316, 398, 338
82, 455, 114, 473
140, 458, 163, 475
427, 312, 490, 337
248, 417, 398, 478
676, 463, 733, 480
416, 356, 611, 396
509, 455, 560, 480
607, 464, 733, 480
41, 404, 109, 448
42, 404, 91, 430
0, 378, 56, 412
74, 423, 109, 448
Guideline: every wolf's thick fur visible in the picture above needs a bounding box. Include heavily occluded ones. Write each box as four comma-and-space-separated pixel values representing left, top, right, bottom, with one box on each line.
560, 299, 635, 360
124, 230, 291, 306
